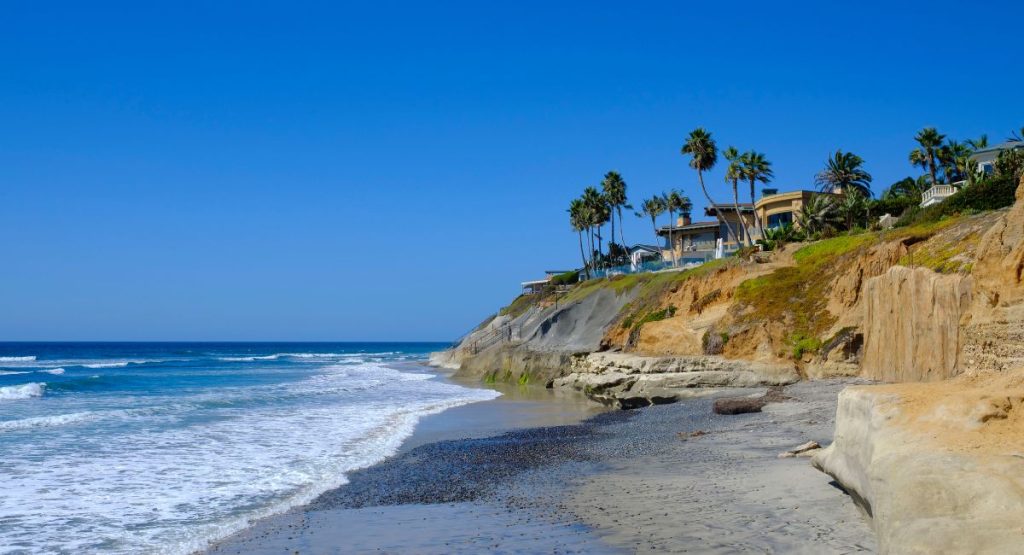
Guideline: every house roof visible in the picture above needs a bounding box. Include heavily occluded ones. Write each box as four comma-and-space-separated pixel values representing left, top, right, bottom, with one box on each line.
704, 203, 754, 216
628, 244, 662, 253
655, 221, 719, 235
966, 141, 1024, 162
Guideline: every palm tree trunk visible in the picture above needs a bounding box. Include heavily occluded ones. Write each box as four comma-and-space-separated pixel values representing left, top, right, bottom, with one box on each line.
732, 180, 751, 246
609, 214, 615, 259
578, 230, 589, 279
928, 153, 938, 186
698, 170, 739, 247
749, 178, 765, 241
667, 207, 677, 268
617, 207, 626, 248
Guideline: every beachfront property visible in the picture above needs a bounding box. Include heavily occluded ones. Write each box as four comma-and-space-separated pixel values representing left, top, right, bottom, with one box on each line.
921, 140, 1023, 207
521, 270, 574, 295
656, 188, 844, 263
656, 204, 756, 263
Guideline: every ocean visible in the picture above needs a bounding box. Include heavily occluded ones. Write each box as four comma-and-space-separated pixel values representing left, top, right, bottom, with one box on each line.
0, 342, 497, 554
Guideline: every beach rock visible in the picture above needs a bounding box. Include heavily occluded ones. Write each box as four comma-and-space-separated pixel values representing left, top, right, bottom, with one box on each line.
551, 353, 799, 409
712, 397, 765, 415
813, 375, 1024, 554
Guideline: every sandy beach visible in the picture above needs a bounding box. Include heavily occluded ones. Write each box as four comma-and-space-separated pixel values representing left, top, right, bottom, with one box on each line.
207, 369, 874, 554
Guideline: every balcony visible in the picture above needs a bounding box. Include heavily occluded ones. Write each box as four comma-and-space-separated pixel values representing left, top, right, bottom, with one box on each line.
920, 182, 964, 208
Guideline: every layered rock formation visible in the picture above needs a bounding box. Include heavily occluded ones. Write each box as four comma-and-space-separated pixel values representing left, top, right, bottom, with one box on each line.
860, 266, 972, 382
813, 374, 1024, 553
552, 352, 798, 409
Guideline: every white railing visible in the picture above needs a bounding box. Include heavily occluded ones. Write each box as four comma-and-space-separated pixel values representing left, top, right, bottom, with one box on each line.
921, 184, 956, 206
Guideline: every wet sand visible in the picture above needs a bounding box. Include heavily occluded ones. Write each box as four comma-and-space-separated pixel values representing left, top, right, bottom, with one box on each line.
207, 373, 875, 554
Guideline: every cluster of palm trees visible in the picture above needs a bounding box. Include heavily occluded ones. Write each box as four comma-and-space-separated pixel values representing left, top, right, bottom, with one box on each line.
567, 171, 630, 277
568, 128, 777, 273
566, 124, 1023, 273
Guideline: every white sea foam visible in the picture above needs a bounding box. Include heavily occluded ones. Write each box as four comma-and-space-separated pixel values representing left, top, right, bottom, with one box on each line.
217, 355, 281, 362
42, 368, 65, 375
82, 361, 131, 368
0, 382, 45, 401
0, 355, 36, 362
0, 370, 30, 376
0, 411, 96, 432
0, 361, 498, 554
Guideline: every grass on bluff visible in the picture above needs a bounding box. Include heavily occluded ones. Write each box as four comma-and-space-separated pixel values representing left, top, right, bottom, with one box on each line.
734, 218, 966, 357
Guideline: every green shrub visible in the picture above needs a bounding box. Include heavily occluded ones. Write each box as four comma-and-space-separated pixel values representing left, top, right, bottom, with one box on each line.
790, 333, 822, 360
897, 175, 1017, 227
550, 270, 580, 286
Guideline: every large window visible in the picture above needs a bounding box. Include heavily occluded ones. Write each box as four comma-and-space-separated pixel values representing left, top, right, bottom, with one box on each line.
767, 212, 793, 229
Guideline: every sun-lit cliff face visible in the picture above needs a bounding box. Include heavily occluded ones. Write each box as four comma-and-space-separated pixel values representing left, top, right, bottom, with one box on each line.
813, 175, 1024, 554
443, 203, 1004, 393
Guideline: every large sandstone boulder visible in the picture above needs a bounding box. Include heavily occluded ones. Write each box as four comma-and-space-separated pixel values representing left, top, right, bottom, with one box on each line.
813, 374, 1024, 554
860, 266, 972, 382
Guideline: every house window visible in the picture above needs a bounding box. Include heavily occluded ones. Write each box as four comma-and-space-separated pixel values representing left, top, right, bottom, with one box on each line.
767, 212, 793, 228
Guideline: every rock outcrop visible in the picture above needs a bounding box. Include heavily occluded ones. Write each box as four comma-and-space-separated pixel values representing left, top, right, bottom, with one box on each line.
552, 352, 798, 409
813, 374, 1024, 553
860, 266, 972, 382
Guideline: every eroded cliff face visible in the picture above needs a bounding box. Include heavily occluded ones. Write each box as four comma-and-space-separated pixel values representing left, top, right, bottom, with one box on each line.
815, 176, 1024, 553
860, 267, 972, 382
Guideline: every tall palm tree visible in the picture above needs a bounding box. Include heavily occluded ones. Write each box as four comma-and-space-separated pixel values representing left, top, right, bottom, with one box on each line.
739, 150, 773, 240
815, 150, 872, 196
568, 198, 590, 278
909, 127, 946, 187
601, 171, 630, 251
681, 128, 738, 245
662, 191, 678, 267
582, 186, 609, 265
1007, 127, 1023, 143
635, 196, 667, 247
723, 147, 749, 246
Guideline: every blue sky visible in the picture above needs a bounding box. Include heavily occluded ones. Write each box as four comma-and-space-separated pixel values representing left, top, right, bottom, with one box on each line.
1, 1, 1022, 341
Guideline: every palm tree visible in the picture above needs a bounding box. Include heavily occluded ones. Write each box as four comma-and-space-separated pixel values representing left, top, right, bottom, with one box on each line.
939, 140, 972, 184
682, 128, 738, 246
601, 171, 630, 251
664, 190, 692, 267
966, 134, 989, 151
909, 127, 946, 186
882, 176, 923, 201
796, 194, 839, 236
815, 150, 872, 196
582, 186, 609, 265
739, 150, 773, 240
1007, 127, 1023, 143
838, 189, 867, 231
722, 147, 750, 246
635, 196, 667, 247
568, 198, 591, 278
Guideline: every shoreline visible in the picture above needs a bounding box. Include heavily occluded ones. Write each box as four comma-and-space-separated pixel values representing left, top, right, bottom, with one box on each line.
207, 364, 875, 554
203, 361, 609, 554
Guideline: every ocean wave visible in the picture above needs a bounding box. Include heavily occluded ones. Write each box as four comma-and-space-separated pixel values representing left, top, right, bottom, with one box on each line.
0, 382, 45, 401
217, 355, 281, 362
0, 355, 37, 362
42, 368, 66, 375
0, 411, 95, 432
82, 362, 131, 368
0, 370, 31, 376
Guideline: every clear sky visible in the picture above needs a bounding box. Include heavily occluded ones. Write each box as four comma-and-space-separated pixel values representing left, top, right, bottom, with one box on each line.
1, 1, 1021, 341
